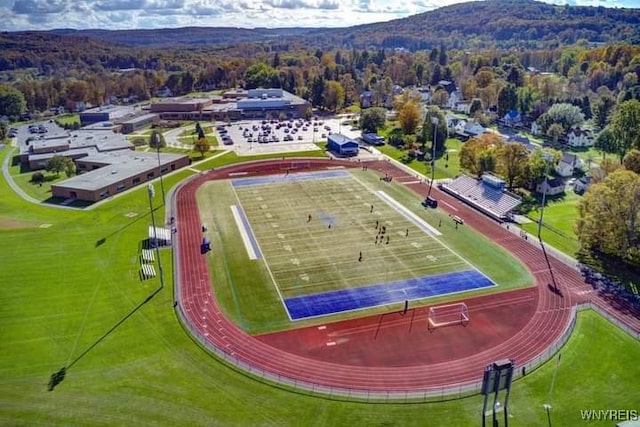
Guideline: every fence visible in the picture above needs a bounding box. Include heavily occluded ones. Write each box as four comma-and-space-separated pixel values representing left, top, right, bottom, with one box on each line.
170, 165, 640, 403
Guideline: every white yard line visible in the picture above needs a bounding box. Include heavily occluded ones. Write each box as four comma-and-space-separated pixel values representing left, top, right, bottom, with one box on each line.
230, 205, 258, 260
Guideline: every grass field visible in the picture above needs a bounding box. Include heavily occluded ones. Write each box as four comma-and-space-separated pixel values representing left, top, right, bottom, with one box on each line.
522, 191, 582, 256
198, 169, 532, 332
2, 145, 639, 426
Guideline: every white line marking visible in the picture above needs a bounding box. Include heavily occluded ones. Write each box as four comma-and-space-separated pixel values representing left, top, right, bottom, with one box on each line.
230, 205, 258, 260
440, 200, 459, 212
326, 341, 336, 346
318, 325, 327, 330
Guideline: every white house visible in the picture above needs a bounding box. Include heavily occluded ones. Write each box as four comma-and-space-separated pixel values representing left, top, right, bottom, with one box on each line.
556, 152, 583, 177
566, 127, 594, 148
531, 121, 541, 136
537, 176, 565, 196
453, 119, 487, 140
573, 176, 592, 194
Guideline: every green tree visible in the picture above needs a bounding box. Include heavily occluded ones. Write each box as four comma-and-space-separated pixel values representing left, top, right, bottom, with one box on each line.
527, 148, 561, 185
611, 99, 640, 162
595, 127, 616, 159
45, 155, 74, 177
497, 142, 529, 190
149, 130, 166, 149
537, 102, 585, 134
497, 84, 518, 117
469, 98, 483, 117
397, 101, 420, 135
622, 149, 640, 174
359, 107, 386, 134
0, 84, 26, 118
421, 107, 447, 153
575, 170, 640, 265
244, 63, 280, 89
591, 94, 616, 129
0, 121, 7, 140
193, 137, 211, 159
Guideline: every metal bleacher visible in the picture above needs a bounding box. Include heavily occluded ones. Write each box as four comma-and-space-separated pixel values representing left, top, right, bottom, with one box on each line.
438, 175, 521, 221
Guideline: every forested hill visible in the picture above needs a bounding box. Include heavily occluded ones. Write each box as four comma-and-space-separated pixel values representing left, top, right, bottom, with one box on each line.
49, 27, 318, 48
2, 0, 640, 55
311, 0, 640, 50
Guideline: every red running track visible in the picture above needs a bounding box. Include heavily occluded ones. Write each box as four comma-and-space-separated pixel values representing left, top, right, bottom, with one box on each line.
173, 158, 640, 395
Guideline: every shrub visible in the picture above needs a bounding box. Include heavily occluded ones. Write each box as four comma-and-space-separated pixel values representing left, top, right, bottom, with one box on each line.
31, 171, 45, 183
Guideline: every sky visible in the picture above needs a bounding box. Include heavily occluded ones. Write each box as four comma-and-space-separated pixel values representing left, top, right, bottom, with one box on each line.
0, 0, 637, 32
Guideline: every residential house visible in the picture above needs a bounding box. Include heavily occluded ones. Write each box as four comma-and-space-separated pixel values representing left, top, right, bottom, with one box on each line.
506, 135, 537, 152
360, 91, 373, 109
556, 153, 583, 177
454, 119, 487, 140
500, 110, 523, 128
566, 127, 594, 148
537, 176, 565, 196
531, 121, 541, 136
573, 176, 592, 194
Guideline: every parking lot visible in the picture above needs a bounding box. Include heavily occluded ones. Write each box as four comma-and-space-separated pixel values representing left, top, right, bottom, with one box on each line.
215, 116, 362, 155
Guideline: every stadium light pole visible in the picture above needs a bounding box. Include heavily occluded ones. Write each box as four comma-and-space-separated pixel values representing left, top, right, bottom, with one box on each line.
537, 152, 560, 294
154, 132, 166, 206
147, 183, 165, 290
427, 116, 438, 197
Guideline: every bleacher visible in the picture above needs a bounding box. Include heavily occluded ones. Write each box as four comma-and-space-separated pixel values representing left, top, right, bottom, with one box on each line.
438, 175, 521, 221
140, 249, 156, 279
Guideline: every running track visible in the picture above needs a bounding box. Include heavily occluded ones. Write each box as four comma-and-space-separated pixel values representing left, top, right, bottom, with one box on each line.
173, 158, 640, 396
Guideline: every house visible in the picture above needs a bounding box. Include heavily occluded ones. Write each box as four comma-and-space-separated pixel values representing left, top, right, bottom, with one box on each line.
362, 133, 385, 146
454, 119, 487, 141
573, 176, 592, 194
360, 91, 373, 109
500, 110, 522, 128
537, 176, 565, 196
452, 101, 470, 114
506, 135, 537, 152
556, 153, 582, 177
566, 127, 594, 148
413, 87, 431, 103
531, 122, 541, 136
446, 90, 461, 109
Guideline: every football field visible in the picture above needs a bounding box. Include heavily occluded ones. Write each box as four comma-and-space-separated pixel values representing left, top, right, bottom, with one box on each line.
230, 170, 494, 319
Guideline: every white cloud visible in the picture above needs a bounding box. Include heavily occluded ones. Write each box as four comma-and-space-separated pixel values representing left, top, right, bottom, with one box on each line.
1, 0, 635, 32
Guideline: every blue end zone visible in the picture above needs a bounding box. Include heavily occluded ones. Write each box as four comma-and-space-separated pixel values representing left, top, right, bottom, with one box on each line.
284, 270, 495, 320
232, 170, 350, 187
234, 205, 262, 259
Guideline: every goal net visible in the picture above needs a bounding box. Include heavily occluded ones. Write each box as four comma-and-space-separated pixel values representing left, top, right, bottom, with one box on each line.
428, 302, 469, 331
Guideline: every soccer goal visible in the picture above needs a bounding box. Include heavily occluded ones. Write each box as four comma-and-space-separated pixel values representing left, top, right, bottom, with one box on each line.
427, 302, 469, 332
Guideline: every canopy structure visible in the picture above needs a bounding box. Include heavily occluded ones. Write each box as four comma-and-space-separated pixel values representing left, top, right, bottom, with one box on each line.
148, 226, 172, 247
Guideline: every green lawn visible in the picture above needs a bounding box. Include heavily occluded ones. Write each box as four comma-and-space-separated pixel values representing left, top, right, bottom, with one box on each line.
200, 169, 532, 333
1, 145, 639, 426
378, 138, 463, 179
521, 191, 582, 256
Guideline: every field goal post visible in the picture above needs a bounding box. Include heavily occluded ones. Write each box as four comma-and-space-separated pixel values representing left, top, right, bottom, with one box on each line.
427, 302, 469, 332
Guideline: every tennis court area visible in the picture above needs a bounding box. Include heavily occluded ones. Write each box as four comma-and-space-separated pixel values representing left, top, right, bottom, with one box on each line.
231, 170, 494, 320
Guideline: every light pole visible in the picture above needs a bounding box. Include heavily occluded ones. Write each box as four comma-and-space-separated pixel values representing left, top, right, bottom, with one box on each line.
427, 116, 439, 197
154, 132, 166, 206
148, 183, 165, 290
537, 152, 560, 294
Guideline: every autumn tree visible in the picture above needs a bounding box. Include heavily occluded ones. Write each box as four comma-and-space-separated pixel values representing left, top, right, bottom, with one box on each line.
398, 101, 420, 135
359, 107, 386, 134
459, 133, 504, 178
547, 123, 565, 144
610, 99, 640, 162
497, 142, 529, 190
194, 137, 211, 159
575, 170, 640, 265
622, 149, 640, 174
322, 80, 345, 112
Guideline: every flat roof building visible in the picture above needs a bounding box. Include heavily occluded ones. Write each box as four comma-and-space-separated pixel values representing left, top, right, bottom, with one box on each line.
51, 151, 189, 203
327, 133, 359, 157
